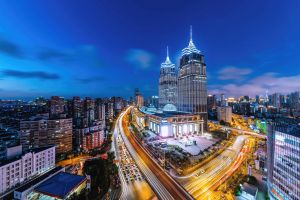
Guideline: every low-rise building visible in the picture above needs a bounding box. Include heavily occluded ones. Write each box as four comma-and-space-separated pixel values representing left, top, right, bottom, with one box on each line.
32, 171, 87, 200
240, 183, 258, 200
133, 105, 205, 138
0, 146, 55, 194
0, 128, 20, 160
14, 166, 63, 200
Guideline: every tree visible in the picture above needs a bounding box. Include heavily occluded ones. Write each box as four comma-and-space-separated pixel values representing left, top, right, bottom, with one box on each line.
247, 175, 258, 185
83, 158, 112, 198
220, 120, 226, 125
67, 189, 87, 200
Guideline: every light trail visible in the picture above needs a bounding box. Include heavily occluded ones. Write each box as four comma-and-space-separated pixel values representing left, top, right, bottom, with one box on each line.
117, 108, 176, 200
172, 135, 249, 199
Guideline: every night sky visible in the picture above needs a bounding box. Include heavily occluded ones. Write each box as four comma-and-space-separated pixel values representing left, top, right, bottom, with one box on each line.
0, 0, 300, 99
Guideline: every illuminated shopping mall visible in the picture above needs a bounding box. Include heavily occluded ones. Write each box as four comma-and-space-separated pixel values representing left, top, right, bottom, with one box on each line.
133, 104, 205, 138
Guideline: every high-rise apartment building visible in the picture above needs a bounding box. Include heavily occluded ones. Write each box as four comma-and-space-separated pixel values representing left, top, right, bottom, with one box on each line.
158, 47, 177, 108
83, 97, 95, 126
72, 96, 83, 127
136, 94, 144, 108
73, 121, 105, 152
271, 93, 281, 109
72, 96, 83, 118
207, 94, 217, 110
220, 93, 227, 107
177, 27, 207, 128
112, 97, 125, 112
267, 118, 300, 200
95, 101, 105, 122
20, 116, 72, 154
105, 102, 114, 120
50, 96, 65, 117
217, 106, 232, 123
290, 92, 300, 111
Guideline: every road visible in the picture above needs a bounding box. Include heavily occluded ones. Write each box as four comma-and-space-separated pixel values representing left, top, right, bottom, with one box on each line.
209, 120, 267, 139
111, 115, 156, 200
172, 135, 249, 199
118, 107, 194, 200
223, 125, 267, 139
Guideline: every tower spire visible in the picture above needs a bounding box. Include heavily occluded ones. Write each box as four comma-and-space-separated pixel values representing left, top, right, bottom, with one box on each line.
182, 25, 201, 56
165, 46, 171, 63
190, 25, 193, 42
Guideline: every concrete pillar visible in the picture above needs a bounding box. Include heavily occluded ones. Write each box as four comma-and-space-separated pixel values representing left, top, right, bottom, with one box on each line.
201, 122, 204, 136
173, 125, 176, 138
158, 125, 160, 135
192, 124, 195, 135
178, 125, 182, 137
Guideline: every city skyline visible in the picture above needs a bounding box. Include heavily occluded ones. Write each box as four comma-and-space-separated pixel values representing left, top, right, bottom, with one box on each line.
0, 2, 299, 200
0, 0, 300, 99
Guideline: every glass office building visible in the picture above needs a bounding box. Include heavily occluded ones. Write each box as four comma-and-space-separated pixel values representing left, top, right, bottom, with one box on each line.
158, 47, 177, 108
267, 119, 300, 200
177, 27, 207, 129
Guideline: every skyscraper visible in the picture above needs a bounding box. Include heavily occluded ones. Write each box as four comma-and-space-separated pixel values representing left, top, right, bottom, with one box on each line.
267, 118, 300, 200
158, 47, 177, 108
177, 26, 207, 128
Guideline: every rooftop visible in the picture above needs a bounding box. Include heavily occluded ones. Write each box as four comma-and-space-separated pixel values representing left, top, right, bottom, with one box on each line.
0, 155, 21, 167
15, 166, 63, 193
139, 106, 193, 118
26, 145, 55, 154
0, 145, 54, 167
34, 172, 86, 199
242, 183, 258, 197
151, 111, 193, 118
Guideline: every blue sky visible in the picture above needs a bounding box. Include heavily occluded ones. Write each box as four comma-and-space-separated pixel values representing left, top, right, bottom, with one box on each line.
0, 0, 300, 99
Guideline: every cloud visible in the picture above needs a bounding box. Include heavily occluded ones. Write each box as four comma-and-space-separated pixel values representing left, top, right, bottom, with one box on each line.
0, 36, 23, 58
126, 49, 154, 69
2, 69, 60, 80
74, 76, 104, 84
37, 49, 69, 61
210, 73, 300, 97
37, 45, 104, 68
218, 66, 252, 81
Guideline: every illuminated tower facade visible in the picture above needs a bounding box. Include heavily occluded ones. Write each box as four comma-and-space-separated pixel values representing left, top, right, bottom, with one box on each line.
177, 27, 207, 128
158, 47, 177, 108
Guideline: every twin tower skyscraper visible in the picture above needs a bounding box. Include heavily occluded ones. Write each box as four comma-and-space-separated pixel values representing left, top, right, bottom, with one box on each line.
158, 26, 208, 127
